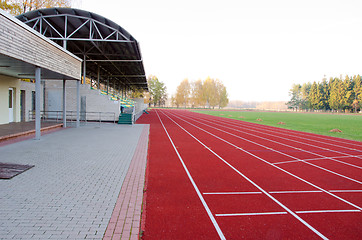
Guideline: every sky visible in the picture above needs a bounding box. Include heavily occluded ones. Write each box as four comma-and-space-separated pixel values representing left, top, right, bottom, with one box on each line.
78, 0, 362, 102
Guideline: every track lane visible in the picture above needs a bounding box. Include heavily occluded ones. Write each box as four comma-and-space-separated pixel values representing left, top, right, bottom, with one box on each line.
191, 111, 362, 151
160, 110, 362, 239
164, 110, 362, 204
175, 111, 362, 183
138, 111, 223, 239
188, 111, 362, 159
157, 110, 329, 239
139, 109, 362, 239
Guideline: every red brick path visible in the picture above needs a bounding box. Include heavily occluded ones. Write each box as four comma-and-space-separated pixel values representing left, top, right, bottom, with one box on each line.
103, 125, 149, 240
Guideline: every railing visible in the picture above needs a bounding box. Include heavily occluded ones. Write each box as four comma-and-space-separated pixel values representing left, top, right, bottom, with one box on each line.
29, 111, 117, 124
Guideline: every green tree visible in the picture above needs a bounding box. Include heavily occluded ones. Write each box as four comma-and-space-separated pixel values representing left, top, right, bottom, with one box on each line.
300, 82, 311, 110
286, 84, 302, 110
329, 77, 344, 111
309, 81, 325, 110
343, 75, 354, 111
147, 75, 167, 107
352, 75, 362, 112
175, 79, 191, 108
320, 78, 330, 110
309, 82, 319, 110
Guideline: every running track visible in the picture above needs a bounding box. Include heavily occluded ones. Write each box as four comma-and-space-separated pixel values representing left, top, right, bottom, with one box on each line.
137, 109, 362, 239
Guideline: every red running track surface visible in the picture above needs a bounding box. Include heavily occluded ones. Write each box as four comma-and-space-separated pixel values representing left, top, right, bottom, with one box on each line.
137, 109, 362, 240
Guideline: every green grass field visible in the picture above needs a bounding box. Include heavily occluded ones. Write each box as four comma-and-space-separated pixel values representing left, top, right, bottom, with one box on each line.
193, 110, 362, 141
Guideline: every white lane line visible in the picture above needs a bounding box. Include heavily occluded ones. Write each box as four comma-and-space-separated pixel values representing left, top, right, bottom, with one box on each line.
296, 210, 361, 214
203, 192, 262, 195
166, 111, 362, 212
273, 156, 362, 170
269, 190, 323, 194
192, 113, 362, 161
173, 113, 362, 184
329, 190, 362, 193
160, 110, 329, 240
155, 110, 226, 240
301, 154, 362, 162
273, 159, 303, 165
205, 190, 362, 195
195, 111, 362, 149
216, 212, 288, 217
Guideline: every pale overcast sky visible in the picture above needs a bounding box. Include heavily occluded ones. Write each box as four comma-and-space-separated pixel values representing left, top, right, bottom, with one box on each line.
79, 0, 362, 101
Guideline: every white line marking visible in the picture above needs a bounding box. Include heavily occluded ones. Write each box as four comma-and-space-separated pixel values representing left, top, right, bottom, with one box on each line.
203, 192, 262, 195
296, 209, 361, 214
166, 111, 362, 212
155, 110, 226, 240
172, 112, 362, 185
269, 190, 323, 194
273, 159, 303, 165
301, 154, 362, 162
273, 156, 362, 170
204, 190, 362, 195
216, 212, 288, 217
196, 111, 362, 149
192, 112, 362, 162
329, 190, 362, 193
161, 110, 329, 240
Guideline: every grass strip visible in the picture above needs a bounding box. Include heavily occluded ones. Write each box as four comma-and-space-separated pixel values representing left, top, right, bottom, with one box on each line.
193, 110, 362, 142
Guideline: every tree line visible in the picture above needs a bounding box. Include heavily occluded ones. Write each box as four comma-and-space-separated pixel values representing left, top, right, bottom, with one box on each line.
146, 75, 229, 109
287, 75, 362, 112
171, 77, 229, 109
0, 0, 71, 15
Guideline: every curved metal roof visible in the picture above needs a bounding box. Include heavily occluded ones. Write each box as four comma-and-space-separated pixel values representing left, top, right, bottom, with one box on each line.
17, 7, 147, 90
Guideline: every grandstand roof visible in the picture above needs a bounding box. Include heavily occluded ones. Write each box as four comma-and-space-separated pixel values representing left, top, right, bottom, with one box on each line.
17, 8, 147, 90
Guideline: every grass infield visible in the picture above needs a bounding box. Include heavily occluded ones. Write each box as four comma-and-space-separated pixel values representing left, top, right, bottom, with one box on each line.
193, 110, 362, 142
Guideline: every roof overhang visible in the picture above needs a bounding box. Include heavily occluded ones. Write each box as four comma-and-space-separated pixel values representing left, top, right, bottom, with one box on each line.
16, 8, 148, 90
0, 9, 82, 80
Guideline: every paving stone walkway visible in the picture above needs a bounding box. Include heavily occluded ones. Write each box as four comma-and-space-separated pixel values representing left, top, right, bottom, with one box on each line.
0, 123, 149, 239
103, 125, 149, 240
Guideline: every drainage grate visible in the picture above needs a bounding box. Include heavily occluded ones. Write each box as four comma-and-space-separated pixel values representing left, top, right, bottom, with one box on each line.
0, 163, 34, 179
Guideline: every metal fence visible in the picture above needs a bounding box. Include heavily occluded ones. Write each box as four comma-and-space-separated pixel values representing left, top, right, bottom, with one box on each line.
29, 111, 117, 124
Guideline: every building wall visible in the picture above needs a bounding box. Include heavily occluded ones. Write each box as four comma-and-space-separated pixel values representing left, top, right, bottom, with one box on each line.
0, 75, 20, 124
44, 80, 120, 121
19, 80, 44, 122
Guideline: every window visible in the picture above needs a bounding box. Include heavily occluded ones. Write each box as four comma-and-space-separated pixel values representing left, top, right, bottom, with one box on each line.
32, 91, 36, 111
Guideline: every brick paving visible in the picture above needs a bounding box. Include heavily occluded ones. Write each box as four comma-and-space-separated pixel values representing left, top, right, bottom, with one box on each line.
0, 123, 149, 239
103, 125, 149, 240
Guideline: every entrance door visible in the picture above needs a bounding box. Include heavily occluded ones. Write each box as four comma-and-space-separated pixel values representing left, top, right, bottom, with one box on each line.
9, 88, 14, 122
20, 90, 25, 121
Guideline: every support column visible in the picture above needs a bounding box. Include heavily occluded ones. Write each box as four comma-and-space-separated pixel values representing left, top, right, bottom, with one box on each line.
35, 67, 41, 140
83, 55, 86, 85
62, 79, 66, 128
76, 80, 80, 128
